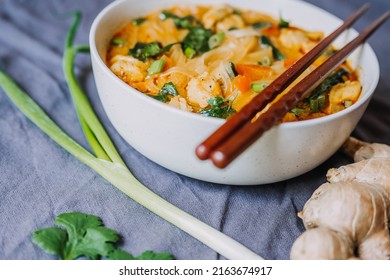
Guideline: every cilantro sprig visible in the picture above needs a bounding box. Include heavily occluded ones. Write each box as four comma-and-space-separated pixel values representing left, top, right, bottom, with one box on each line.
159, 11, 213, 58
200, 97, 236, 119
32, 212, 174, 260
182, 28, 213, 57
129, 42, 176, 62
149, 82, 179, 102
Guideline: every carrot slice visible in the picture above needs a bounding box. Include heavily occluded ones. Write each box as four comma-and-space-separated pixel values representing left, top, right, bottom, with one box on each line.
235, 64, 274, 81
260, 25, 280, 37
234, 75, 251, 93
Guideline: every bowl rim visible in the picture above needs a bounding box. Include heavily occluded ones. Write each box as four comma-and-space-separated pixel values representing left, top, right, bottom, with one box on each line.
89, 0, 380, 130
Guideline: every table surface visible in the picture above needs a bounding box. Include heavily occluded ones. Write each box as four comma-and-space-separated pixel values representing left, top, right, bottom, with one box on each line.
0, 0, 389, 260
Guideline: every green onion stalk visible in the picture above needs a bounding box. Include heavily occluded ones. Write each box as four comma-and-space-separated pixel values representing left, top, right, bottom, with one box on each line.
0, 12, 263, 260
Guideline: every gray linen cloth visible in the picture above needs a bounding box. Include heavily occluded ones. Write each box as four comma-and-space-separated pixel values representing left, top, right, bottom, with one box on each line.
0, 0, 389, 260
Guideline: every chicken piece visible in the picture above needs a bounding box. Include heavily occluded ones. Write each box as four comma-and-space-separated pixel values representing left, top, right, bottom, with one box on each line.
109, 55, 149, 83
323, 81, 361, 114
168, 96, 193, 112
202, 5, 234, 29
279, 29, 312, 53
157, 72, 190, 98
187, 72, 222, 108
216, 14, 245, 32
328, 80, 361, 105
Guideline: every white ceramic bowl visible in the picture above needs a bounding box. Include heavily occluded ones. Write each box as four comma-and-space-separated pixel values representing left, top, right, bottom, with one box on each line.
90, 0, 379, 185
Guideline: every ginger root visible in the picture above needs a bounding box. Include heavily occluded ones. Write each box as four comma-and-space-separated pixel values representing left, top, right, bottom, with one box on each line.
290, 137, 390, 260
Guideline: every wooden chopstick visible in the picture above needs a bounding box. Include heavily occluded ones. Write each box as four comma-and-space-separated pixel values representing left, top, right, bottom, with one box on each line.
195, 4, 369, 161
209, 10, 390, 168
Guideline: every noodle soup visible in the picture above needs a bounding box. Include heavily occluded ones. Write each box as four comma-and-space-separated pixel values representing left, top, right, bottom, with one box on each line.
106, 4, 361, 121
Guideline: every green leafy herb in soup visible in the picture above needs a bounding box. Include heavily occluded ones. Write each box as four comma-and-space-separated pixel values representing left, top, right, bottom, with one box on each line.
106, 4, 361, 120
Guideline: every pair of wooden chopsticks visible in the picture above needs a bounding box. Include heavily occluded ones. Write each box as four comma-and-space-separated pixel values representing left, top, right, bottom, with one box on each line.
196, 4, 390, 169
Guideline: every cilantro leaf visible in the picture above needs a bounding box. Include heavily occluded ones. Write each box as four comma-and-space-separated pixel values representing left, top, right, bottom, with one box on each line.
129, 42, 177, 62
71, 226, 118, 260
32, 227, 68, 259
133, 17, 147, 26
129, 42, 163, 62
135, 250, 174, 260
35, 212, 119, 260
278, 17, 290, 28
107, 248, 136, 260
149, 82, 179, 102
54, 212, 103, 239
150, 93, 170, 102
200, 97, 236, 119
259, 35, 285, 61
159, 82, 179, 96
107, 249, 174, 260
182, 27, 213, 57
32, 212, 174, 260
159, 11, 211, 58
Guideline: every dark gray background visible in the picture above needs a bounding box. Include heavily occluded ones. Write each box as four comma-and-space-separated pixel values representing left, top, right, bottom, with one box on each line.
0, 0, 389, 260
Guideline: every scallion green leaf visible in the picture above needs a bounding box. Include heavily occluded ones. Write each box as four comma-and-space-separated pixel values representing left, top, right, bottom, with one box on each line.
208, 32, 225, 49
1, 70, 263, 261
251, 82, 268, 93
184, 47, 196, 59
310, 99, 319, 112
148, 59, 165, 75
290, 108, 305, 117
111, 38, 126, 46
